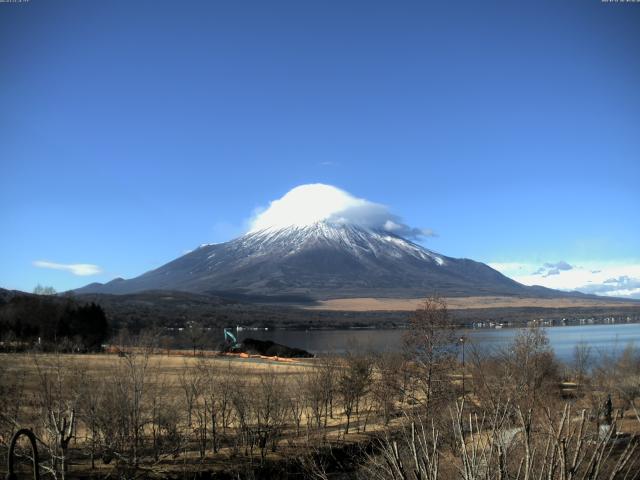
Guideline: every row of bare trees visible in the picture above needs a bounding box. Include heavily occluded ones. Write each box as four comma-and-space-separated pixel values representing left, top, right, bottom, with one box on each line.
364, 400, 640, 480
2, 297, 639, 479
0, 346, 409, 477
360, 299, 640, 480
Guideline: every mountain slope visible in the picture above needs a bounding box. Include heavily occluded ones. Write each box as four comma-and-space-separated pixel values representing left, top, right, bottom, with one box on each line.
76, 222, 564, 300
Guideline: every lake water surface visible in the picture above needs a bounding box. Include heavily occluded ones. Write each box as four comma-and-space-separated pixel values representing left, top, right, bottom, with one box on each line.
237, 322, 640, 363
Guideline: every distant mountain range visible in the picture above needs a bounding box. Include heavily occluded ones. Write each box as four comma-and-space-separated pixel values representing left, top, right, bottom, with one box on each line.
76, 222, 586, 301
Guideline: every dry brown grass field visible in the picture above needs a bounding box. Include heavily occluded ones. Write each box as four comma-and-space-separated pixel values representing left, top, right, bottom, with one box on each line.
306, 295, 640, 311
2, 322, 639, 479
0, 352, 317, 400
0, 350, 404, 478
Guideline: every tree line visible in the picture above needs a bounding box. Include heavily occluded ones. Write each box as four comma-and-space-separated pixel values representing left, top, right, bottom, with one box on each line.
0, 291, 109, 351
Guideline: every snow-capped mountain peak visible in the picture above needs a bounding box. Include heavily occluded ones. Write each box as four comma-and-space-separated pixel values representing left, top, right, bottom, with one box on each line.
243, 222, 445, 265
74, 185, 579, 301
75, 219, 534, 299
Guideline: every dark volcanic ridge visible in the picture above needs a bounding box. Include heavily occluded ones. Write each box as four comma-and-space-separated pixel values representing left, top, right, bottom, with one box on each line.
75, 222, 585, 301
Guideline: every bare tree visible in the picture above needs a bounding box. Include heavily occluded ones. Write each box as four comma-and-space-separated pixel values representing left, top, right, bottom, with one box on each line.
365, 400, 640, 480
573, 340, 592, 397
404, 296, 456, 410
178, 361, 204, 429
33, 353, 77, 480
100, 338, 154, 468
0, 365, 26, 468
230, 376, 255, 458
337, 352, 372, 435
254, 368, 288, 461
373, 352, 406, 425
287, 374, 307, 437
602, 343, 640, 424
33, 284, 57, 295
148, 365, 182, 462
215, 362, 236, 437
184, 321, 206, 355
305, 369, 324, 432
304, 359, 336, 435
76, 373, 103, 469
363, 420, 440, 480
500, 326, 560, 411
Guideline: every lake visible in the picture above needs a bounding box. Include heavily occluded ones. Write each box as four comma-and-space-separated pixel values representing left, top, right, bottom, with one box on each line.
236, 322, 640, 363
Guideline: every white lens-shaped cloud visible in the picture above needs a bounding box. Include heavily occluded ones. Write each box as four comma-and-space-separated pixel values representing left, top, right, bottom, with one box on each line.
248, 183, 434, 239
33, 260, 102, 276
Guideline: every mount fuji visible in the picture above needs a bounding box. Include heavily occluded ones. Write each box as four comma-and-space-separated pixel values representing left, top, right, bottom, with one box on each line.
75, 221, 560, 300
75, 184, 581, 301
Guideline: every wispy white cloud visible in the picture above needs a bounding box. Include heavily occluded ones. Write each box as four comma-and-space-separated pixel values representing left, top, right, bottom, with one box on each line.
531, 260, 574, 277
490, 260, 640, 299
33, 260, 102, 276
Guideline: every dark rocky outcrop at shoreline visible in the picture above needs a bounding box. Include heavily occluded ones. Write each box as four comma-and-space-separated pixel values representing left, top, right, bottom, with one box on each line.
238, 338, 314, 358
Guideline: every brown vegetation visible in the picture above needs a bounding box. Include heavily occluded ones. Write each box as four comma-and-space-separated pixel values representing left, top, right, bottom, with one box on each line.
1, 298, 640, 479
307, 296, 640, 312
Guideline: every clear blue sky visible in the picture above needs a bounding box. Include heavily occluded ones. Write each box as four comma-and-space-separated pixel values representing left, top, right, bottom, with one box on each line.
1, 0, 639, 296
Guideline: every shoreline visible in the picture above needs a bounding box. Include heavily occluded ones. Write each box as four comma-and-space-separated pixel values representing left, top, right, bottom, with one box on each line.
237, 317, 640, 332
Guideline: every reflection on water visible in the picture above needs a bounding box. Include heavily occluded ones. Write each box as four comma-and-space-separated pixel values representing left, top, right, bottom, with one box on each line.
237, 323, 640, 363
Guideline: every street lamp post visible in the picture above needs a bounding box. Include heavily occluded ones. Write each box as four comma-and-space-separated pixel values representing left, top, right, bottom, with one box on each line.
459, 336, 466, 399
